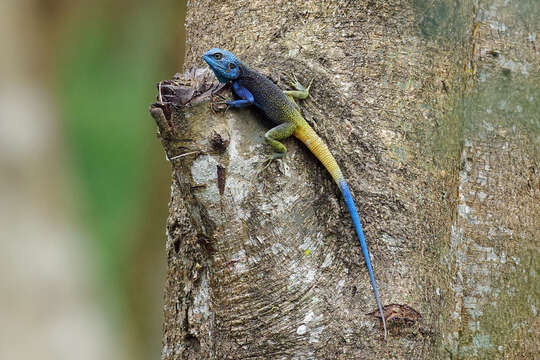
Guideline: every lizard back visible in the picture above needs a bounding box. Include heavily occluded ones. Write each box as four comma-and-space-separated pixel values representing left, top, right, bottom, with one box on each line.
237, 64, 300, 125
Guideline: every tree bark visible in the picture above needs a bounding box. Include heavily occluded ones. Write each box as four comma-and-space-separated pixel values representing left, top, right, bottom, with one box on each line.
150, 1, 539, 359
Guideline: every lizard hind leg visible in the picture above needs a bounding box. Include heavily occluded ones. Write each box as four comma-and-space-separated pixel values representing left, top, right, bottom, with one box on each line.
258, 122, 297, 174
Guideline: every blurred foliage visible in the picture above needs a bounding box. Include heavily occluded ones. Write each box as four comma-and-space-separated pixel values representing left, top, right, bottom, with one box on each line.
56, 0, 185, 358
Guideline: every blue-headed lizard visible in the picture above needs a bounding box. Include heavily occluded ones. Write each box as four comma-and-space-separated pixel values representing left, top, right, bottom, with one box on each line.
203, 48, 387, 339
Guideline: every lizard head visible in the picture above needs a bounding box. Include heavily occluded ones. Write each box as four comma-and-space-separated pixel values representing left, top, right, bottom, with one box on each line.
203, 48, 241, 83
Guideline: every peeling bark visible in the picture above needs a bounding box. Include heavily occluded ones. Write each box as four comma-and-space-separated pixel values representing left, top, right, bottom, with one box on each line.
151, 1, 539, 359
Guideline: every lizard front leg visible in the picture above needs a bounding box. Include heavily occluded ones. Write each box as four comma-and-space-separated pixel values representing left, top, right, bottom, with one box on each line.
223, 81, 256, 108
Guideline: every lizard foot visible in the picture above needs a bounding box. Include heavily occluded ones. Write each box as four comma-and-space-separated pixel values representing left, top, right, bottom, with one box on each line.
287, 74, 313, 92
210, 94, 231, 112
255, 153, 285, 177
283, 74, 313, 100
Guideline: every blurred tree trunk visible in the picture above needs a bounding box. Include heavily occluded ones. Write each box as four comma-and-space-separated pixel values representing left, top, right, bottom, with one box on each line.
151, 1, 539, 359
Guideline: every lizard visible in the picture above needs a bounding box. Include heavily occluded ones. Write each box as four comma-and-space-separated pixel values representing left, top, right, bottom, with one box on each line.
203, 48, 387, 339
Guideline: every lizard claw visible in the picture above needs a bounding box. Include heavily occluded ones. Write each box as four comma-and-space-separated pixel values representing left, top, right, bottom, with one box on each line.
210, 94, 231, 112
286, 74, 313, 92
286, 73, 302, 90
255, 153, 285, 177
283, 74, 313, 101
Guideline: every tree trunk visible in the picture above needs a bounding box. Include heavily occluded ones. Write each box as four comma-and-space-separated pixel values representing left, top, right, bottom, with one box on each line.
150, 1, 539, 359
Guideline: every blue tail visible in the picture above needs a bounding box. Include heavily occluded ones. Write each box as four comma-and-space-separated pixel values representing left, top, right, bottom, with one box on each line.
339, 179, 387, 339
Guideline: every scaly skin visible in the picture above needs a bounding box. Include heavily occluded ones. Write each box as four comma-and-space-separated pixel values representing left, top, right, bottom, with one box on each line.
203, 48, 387, 340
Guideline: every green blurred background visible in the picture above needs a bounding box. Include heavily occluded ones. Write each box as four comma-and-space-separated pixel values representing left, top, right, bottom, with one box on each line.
0, 1, 186, 359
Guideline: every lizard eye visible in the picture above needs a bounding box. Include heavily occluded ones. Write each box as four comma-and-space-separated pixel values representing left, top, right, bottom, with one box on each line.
227, 63, 236, 70
213, 53, 223, 60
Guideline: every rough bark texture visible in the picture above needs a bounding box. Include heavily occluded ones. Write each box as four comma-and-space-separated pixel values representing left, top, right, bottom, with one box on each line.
151, 1, 539, 359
